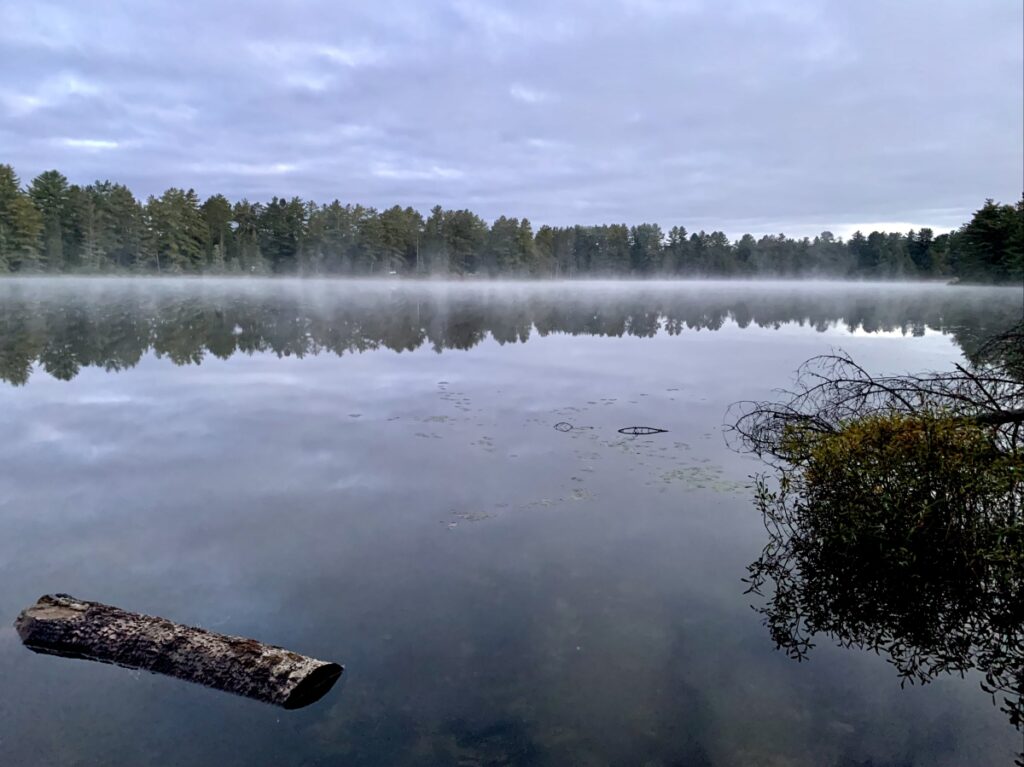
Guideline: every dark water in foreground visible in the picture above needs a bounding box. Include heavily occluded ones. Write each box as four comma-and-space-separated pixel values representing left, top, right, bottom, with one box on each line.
0, 278, 1021, 766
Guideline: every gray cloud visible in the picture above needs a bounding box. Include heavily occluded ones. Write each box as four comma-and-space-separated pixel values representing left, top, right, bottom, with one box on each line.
1, 0, 1020, 237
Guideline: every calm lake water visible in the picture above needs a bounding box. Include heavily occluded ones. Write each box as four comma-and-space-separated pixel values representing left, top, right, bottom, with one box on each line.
0, 278, 1021, 766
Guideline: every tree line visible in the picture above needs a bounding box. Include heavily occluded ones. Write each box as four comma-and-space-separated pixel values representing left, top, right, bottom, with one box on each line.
2, 281, 1018, 384
1, 164, 1021, 281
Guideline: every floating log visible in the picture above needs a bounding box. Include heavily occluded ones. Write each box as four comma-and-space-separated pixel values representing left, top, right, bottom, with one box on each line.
15, 594, 342, 710
618, 426, 668, 435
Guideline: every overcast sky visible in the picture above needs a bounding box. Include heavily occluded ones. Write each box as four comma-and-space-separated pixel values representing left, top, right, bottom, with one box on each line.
1, 0, 1021, 238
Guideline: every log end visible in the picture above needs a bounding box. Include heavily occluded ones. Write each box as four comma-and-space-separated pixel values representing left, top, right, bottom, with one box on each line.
14, 594, 89, 645
283, 662, 344, 710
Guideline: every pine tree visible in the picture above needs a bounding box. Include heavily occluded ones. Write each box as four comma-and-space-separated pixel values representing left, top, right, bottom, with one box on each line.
630, 223, 663, 274
201, 194, 234, 272
0, 165, 43, 272
28, 170, 72, 271
146, 188, 207, 272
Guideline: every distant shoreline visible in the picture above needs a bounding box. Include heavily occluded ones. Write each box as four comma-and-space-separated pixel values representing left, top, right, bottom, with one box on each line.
2, 166, 1021, 284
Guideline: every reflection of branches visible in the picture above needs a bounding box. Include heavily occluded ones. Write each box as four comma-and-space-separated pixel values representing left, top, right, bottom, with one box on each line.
728, 324, 1024, 761
975, 323, 1024, 383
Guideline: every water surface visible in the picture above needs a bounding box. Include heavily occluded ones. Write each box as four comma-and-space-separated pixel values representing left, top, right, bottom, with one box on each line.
0, 278, 1020, 766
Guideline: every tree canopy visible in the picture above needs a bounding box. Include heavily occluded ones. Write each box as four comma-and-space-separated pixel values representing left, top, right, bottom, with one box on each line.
0, 164, 1021, 281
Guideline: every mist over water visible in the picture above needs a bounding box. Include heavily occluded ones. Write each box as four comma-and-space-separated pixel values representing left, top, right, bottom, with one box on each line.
1, 278, 1019, 384
0, 278, 1021, 765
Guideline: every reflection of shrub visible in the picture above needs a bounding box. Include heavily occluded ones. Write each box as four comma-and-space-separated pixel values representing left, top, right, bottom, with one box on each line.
729, 336, 1024, 756
749, 413, 1023, 738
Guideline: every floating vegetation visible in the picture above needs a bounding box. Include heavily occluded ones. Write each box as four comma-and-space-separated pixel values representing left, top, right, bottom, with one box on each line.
445, 509, 494, 528
658, 466, 748, 493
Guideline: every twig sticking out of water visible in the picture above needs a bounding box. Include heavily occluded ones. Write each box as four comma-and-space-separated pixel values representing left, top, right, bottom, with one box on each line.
553, 422, 595, 432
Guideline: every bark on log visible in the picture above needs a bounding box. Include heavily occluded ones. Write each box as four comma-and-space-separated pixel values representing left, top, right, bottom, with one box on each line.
15, 594, 343, 709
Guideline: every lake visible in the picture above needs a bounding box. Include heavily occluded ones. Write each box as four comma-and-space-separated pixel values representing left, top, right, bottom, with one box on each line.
0, 278, 1021, 766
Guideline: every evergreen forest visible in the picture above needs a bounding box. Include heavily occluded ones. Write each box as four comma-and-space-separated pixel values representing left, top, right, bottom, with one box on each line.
1, 164, 1020, 282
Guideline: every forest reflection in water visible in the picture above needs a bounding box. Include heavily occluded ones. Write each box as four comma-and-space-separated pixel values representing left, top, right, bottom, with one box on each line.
0, 277, 1019, 385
